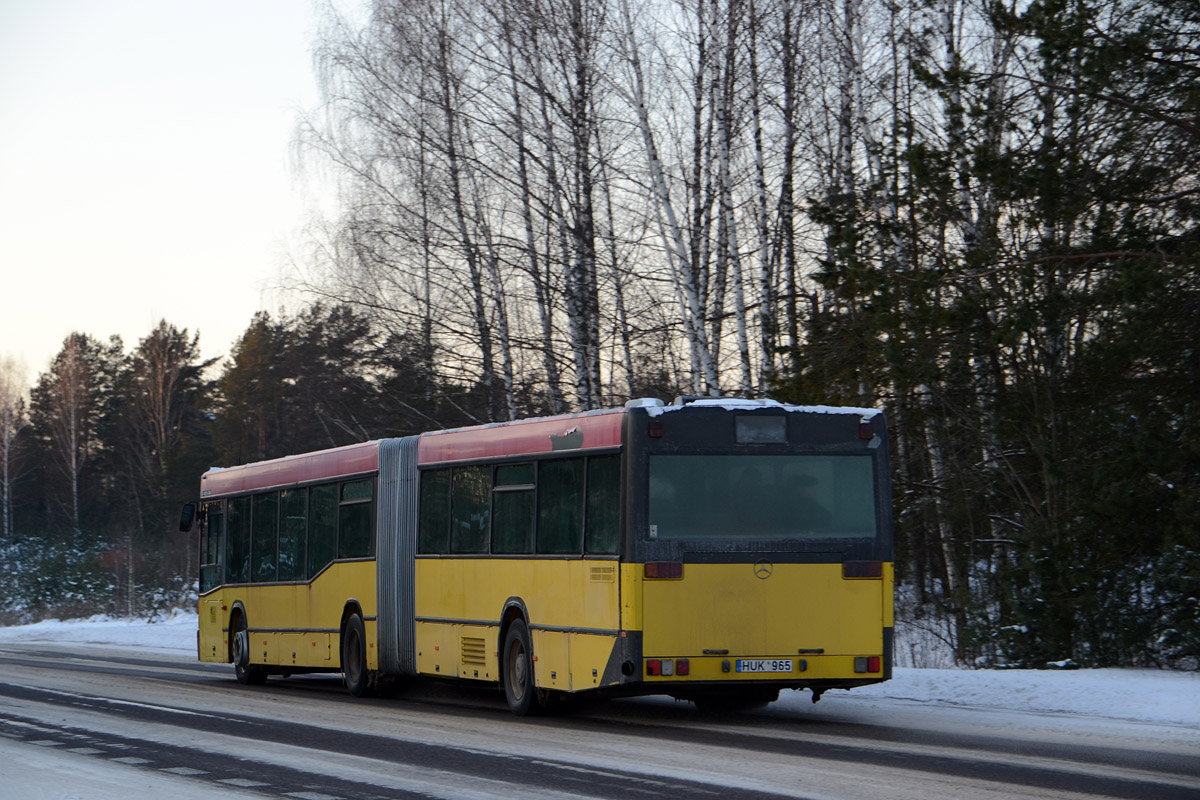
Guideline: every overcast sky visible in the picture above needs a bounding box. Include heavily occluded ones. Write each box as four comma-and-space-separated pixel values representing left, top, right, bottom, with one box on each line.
0, 0, 333, 385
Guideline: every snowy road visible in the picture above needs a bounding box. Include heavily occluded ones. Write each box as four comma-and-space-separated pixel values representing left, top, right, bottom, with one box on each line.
0, 639, 1197, 799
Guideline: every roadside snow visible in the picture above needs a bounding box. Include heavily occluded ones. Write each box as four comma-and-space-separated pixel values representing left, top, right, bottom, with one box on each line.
0, 611, 196, 654
1, 614, 1197, 727
840, 665, 1200, 728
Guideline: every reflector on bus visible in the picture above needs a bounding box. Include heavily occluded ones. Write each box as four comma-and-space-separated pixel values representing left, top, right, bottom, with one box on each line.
644, 561, 684, 579
843, 561, 883, 578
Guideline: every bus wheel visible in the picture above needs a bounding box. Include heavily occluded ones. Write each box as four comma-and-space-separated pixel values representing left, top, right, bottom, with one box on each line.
342, 614, 371, 697
502, 619, 540, 716
232, 615, 267, 686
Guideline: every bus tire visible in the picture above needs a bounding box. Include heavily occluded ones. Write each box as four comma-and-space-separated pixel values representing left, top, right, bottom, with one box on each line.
342, 613, 371, 697
232, 613, 267, 686
502, 619, 540, 716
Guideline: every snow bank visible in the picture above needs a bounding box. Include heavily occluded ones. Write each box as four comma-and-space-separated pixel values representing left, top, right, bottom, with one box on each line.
2, 614, 1196, 727
839, 666, 1200, 727
0, 610, 196, 652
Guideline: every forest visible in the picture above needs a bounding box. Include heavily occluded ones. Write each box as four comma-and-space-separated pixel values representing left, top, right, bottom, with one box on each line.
0, 0, 1196, 670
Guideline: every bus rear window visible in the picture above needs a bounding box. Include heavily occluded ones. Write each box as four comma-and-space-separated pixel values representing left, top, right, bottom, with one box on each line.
648, 454, 876, 541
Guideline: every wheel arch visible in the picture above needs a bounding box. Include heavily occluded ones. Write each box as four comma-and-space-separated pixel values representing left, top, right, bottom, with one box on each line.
339, 599, 366, 655
227, 601, 249, 663
498, 597, 530, 683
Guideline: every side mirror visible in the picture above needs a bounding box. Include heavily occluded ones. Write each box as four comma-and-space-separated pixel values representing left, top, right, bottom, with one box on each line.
179, 502, 197, 533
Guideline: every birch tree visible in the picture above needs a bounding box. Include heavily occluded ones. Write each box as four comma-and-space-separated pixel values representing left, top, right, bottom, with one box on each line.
618, 0, 721, 393
0, 356, 26, 544
29, 334, 123, 533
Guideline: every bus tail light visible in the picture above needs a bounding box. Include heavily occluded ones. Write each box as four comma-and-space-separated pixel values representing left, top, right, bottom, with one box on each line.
854, 656, 882, 673
644, 562, 683, 579
859, 419, 875, 439
843, 561, 883, 578
647, 658, 687, 676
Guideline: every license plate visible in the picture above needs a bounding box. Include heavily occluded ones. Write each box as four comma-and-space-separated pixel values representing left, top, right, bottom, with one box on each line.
735, 659, 793, 673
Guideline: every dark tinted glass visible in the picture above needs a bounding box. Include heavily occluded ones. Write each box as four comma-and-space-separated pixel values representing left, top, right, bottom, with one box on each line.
342, 479, 372, 502
648, 454, 877, 540
538, 458, 584, 554
200, 501, 225, 592
226, 496, 250, 583
308, 484, 338, 577
279, 488, 307, 580
202, 502, 224, 566
418, 469, 451, 554
585, 455, 620, 554
451, 466, 490, 554
252, 493, 279, 582
339, 500, 373, 558
495, 463, 534, 486
493, 489, 534, 554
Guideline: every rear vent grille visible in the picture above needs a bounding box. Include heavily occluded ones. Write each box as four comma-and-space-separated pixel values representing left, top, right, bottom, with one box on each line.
461, 637, 486, 665
590, 565, 616, 583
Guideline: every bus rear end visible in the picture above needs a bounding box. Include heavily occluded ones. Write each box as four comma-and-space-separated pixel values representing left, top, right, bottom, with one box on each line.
620, 399, 893, 707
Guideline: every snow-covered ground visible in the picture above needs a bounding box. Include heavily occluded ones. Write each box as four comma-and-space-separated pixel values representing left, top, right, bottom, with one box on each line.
1, 613, 1198, 728
0, 610, 197, 653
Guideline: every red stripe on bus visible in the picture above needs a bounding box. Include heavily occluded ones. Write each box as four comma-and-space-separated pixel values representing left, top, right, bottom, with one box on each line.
200, 441, 381, 497
418, 410, 624, 465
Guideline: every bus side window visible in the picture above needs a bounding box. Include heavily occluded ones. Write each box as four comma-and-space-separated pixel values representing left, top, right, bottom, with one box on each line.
585, 455, 619, 555
419, 469, 451, 554
252, 492, 279, 582
226, 496, 251, 584
200, 501, 225, 592
339, 479, 374, 558
309, 483, 338, 578
279, 488, 307, 580
451, 466, 490, 554
492, 463, 534, 554
538, 458, 584, 555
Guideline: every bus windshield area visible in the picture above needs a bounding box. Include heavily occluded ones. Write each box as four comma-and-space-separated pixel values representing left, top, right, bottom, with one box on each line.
648, 454, 877, 541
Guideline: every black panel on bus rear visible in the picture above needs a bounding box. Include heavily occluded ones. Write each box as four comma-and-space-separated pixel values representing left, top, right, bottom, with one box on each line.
621, 403, 894, 565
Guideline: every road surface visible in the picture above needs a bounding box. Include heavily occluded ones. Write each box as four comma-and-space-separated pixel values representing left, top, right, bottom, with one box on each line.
0, 642, 1196, 799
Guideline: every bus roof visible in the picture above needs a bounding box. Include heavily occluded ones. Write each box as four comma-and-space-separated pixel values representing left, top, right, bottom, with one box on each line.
200, 440, 381, 498
642, 397, 883, 419
197, 400, 883, 496
418, 407, 624, 465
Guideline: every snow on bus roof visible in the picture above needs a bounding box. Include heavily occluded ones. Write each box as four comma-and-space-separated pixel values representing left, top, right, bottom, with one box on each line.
643, 397, 883, 418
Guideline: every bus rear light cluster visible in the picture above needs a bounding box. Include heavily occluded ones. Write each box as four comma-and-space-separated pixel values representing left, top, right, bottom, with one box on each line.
644, 561, 684, 579
646, 658, 689, 676
854, 656, 882, 674
843, 561, 883, 578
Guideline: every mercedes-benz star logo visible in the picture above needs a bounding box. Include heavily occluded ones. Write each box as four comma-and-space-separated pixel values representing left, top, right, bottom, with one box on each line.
753, 561, 774, 579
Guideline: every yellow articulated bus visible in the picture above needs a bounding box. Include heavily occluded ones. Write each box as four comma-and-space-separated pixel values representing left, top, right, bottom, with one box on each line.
184, 397, 894, 714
